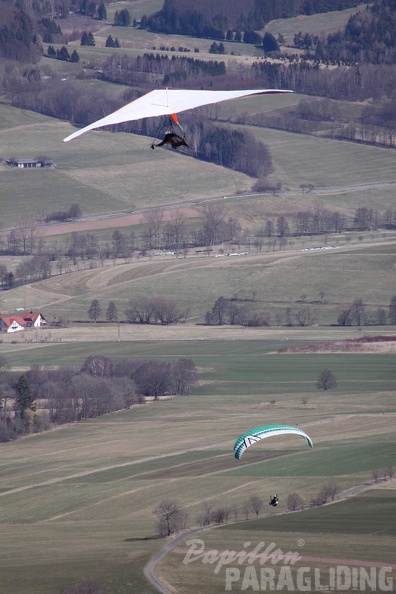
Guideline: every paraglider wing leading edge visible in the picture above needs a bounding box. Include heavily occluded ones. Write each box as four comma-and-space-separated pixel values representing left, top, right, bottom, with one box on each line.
234, 424, 313, 460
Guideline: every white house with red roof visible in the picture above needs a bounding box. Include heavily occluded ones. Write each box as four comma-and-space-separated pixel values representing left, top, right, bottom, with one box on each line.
0, 311, 47, 333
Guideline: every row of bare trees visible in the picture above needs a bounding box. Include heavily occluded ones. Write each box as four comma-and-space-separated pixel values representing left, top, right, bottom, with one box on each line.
338, 297, 396, 327
205, 295, 396, 328
153, 479, 349, 537
6, 202, 396, 261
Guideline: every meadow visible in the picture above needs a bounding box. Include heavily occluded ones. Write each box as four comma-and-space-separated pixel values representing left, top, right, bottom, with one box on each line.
264, 5, 366, 44
0, 340, 395, 594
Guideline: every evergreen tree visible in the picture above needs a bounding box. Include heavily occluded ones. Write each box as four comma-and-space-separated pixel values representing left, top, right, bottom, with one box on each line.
81, 31, 95, 46
263, 32, 279, 53
70, 49, 80, 62
80, 31, 89, 45
116, 8, 131, 26
98, 3, 107, 20
47, 45, 56, 57
14, 375, 36, 431
57, 46, 70, 61
105, 34, 115, 47
88, 299, 102, 322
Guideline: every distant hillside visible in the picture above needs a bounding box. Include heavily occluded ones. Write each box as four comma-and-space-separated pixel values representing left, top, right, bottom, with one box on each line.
144, 0, 362, 39
0, 0, 39, 62
316, 0, 396, 64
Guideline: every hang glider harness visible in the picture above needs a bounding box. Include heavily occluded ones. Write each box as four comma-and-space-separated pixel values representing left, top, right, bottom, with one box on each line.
151, 113, 189, 150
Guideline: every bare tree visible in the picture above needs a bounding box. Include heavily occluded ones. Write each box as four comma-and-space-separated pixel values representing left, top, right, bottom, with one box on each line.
134, 360, 170, 398
310, 488, 327, 507
286, 493, 304, 511
337, 305, 353, 326
125, 296, 155, 324
211, 296, 229, 325
198, 501, 214, 526
81, 356, 113, 377
169, 358, 197, 395
372, 469, 381, 484
151, 297, 189, 325
351, 298, 365, 326
323, 480, 340, 501
199, 204, 226, 245
388, 296, 396, 325
295, 307, 314, 327
16, 219, 40, 255
143, 209, 164, 249
153, 499, 188, 537
241, 499, 250, 519
316, 370, 337, 392
384, 466, 394, 481
249, 494, 264, 517
211, 507, 228, 524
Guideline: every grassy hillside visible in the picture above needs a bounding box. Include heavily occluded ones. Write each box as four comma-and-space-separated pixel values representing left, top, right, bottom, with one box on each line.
2, 99, 396, 233
0, 239, 394, 325
265, 5, 366, 44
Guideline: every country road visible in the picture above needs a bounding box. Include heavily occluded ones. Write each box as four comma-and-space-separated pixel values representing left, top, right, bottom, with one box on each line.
7, 179, 396, 238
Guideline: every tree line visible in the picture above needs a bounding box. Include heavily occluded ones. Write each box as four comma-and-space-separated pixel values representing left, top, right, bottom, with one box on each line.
141, 0, 361, 41
100, 53, 226, 88
205, 295, 396, 329
0, 355, 197, 442
86, 296, 189, 326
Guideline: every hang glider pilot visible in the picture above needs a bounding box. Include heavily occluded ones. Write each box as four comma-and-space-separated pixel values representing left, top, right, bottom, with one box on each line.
151, 113, 189, 150
153, 131, 189, 149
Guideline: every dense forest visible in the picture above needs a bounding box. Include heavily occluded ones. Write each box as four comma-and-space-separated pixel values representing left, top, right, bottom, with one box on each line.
0, 0, 40, 62
302, 0, 396, 65
144, 0, 362, 39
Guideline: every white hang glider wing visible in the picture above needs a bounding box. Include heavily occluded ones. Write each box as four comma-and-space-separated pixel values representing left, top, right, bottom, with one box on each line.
63, 88, 293, 142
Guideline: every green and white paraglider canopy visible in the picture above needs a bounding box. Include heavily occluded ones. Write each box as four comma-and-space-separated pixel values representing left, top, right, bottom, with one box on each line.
234, 424, 313, 460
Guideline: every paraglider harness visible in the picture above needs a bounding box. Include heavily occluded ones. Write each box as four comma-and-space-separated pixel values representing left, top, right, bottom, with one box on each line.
269, 495, 279, 507
151, 114, 189, 150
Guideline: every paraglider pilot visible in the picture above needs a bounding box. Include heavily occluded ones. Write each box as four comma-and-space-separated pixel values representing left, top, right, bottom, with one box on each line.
269, 495, 279, 507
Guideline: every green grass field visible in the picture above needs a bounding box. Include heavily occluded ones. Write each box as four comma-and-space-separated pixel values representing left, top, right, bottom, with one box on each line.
157, 489, 396, 594
0, 361, 395, 594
